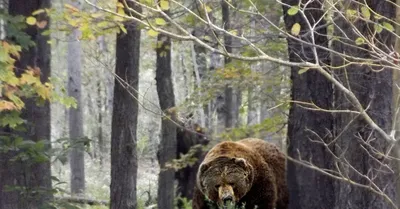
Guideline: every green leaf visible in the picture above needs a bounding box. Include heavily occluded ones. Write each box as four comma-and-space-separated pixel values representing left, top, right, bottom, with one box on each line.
374, 24, 383, 33
355, 37, 365, 45
291, 23, 301, 36
382, 22, 394, 32
119, 24, 127, 34
345, 9, 357, 18
0, 111, 24, 128
155, 18, 166, 26
26, 16, 36, 25
41, 29, 51, 36
160, 0, 169, 10
147, 29, 159, 37
287, 6, 299, 16
298, 68, 309, 74
205, 5, 212, 13
0, 48, 8, 62
360, 6, 370, 20
96, 21, 109, 28
374, 14, 383, 20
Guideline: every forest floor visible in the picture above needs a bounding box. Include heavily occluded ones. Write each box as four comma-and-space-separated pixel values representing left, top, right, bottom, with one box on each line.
52, 155, 159, 207
137, 158, 159, 204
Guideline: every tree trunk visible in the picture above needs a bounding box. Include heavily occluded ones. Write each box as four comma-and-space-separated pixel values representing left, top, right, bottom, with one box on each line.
192, 30, 208, 128
220, 0, 233, 130
156, 26, 177, 209
0, 1, 52, 208
393, 0, 400, 206
97, 81, 104, 166
67, 0, 85, 196
282, 1, 335, 209
247, 87, 259, 125
110, 0, 141, 208
247, 19, 258, 127
332, 1, 397, 208
233, 90, 242, 127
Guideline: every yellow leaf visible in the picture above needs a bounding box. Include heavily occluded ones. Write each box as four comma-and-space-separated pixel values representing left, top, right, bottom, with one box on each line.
155, 18, 166, 26
117, 7, 126, 15
160, 0, 169, 10
119, 24, 127, 34
97, 21, 109, 28
113, 15, 125, 22
147, 29, 159, 37
287, 6, 299, 16
26, 16, 37, 25
298, 68, 310, 74
355, 37, 365, 45
7, 94, 24, 110
32, 9, 46, 15
91, 13, 103, 18
360, 6, 370, 20
291, 23, 301, 36
0, 100, 18, 111
20, 71, 39, 85
64, 3, 80, 12
0, 48, 8, 62
383, 22, 394, 32
35, 85, 51, 100
2, 41, 10, 50
205, 5, 212, 13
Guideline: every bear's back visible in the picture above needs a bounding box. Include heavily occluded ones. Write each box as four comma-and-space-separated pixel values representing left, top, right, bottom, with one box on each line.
237, 138, 285, 169
238, 138, 288, 209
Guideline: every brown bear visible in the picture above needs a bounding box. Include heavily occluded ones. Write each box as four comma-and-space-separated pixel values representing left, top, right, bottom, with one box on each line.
192, 138, 288, 209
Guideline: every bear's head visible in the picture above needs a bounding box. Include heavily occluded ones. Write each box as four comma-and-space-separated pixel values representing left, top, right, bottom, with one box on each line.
197, 156, 254, 208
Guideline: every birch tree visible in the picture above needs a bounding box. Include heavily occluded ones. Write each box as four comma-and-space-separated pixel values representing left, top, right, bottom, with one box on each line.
67, 0, 85, 196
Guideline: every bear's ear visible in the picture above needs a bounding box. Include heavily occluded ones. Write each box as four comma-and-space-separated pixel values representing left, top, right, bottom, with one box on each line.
233, 158, 250, 169
199, 162, 210, 175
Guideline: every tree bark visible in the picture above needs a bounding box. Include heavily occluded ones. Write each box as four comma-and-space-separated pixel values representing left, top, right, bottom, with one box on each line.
67, 0, 85, 196
220, 0, 233, 129
97, 81, 104, 166
110, 1, 141, 208
393, 0, 400, 206
332, 1, 397, 208
192, 29, 208, 128
0, 0, 52, 208
156, 18, 177, 209
282, 1, 335, 209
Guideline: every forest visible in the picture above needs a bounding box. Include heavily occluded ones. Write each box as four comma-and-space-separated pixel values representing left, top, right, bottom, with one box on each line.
1, 0, 400, 208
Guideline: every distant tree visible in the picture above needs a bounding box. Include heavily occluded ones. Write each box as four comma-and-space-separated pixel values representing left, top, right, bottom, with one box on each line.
282, 1, 335, 209
67, 0, 85, 196
110, 0, 141, 208
156, 22, 177, 209
0, 0, 53, 208
218, 0, 234, 130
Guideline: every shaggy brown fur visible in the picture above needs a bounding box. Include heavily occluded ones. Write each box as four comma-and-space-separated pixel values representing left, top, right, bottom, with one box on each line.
192, 138, 288, 209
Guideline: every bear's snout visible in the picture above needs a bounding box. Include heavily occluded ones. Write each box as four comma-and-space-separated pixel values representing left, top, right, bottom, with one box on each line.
218, 184, 235, 206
